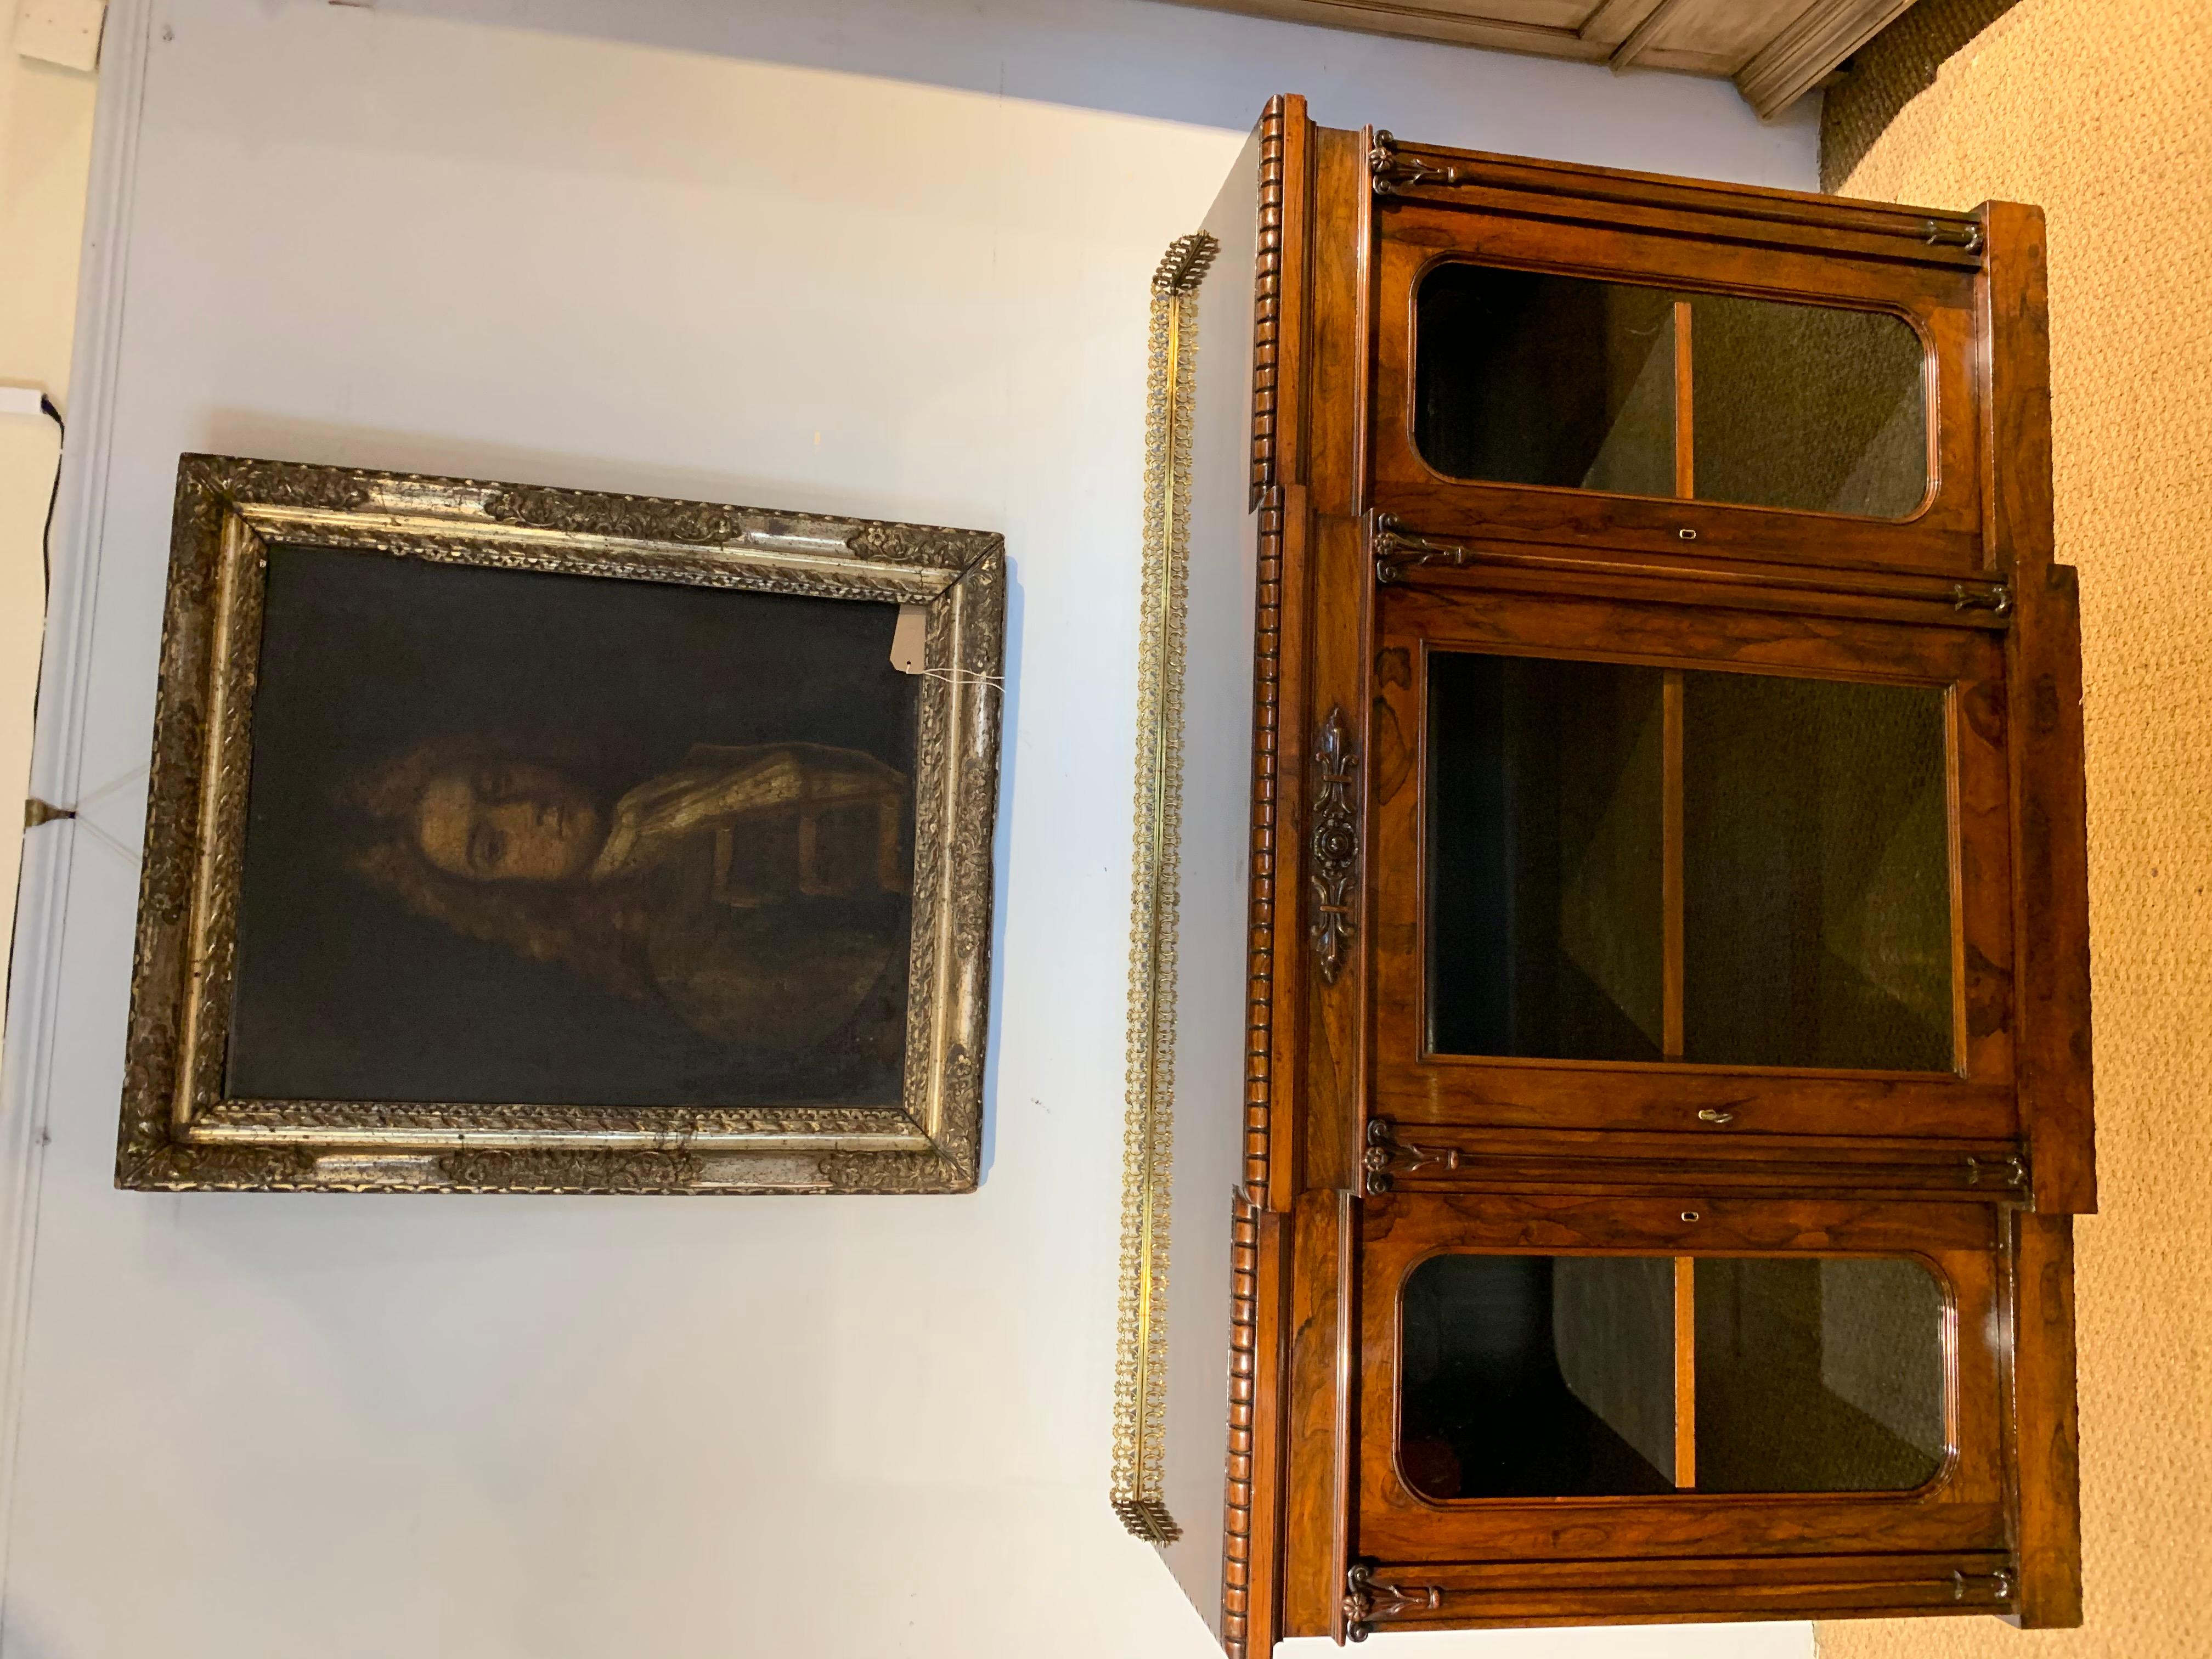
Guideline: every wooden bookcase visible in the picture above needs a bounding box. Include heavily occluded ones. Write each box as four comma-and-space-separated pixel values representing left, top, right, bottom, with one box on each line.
1169, 95, 2090, 1654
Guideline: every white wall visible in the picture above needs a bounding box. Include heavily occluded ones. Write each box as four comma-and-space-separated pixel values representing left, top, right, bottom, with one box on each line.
0, 2, 98, 1022
0, 2, 1820, 1655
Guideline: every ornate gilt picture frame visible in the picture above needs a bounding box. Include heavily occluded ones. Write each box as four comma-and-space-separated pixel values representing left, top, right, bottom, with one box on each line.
118, 455, 1003, 1195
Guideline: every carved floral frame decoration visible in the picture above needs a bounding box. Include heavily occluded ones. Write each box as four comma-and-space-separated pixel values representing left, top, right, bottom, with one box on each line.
117, 455, 1005, 1195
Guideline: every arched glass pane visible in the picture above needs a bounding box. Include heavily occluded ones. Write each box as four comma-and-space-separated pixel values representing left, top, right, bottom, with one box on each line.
1413, 264, 1929, 519
1693, 1256, 1948, 1493
1415, 266, 1678, 496
1398, 1253, 1949, 1500
1689, 294, 1927, 517
1400, 1254, 1678, 1500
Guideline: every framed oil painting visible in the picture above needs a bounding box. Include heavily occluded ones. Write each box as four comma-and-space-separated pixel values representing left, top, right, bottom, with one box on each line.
117, 456, 1003, 1193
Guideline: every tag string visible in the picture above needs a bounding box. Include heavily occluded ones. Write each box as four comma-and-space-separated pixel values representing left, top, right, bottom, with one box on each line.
916, 667, 1006, 694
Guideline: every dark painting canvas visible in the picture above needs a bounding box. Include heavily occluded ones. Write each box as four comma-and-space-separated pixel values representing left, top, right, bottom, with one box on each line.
227, 544, 919, 1109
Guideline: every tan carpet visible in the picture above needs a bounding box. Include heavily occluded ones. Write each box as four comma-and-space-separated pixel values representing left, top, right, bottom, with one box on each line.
1817, 2, 2212, 1656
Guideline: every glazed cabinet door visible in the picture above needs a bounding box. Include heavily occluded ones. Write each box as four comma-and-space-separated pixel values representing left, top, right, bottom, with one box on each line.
1368, 578, 2018, 1155
1345, 1192, 2019, 1634
1365, 138, 1994, 588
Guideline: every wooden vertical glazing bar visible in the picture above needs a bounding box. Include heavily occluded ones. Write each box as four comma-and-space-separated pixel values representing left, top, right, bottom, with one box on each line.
1672, 298, 1695, 500
1662, 303, 1690, 1067
1945, 680, 1971, 1077
1662, 670, 1685, 1060
1673, 1255, 1697, 1489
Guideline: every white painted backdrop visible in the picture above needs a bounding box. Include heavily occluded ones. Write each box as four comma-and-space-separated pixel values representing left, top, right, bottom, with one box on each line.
0, 1, 1820, 1653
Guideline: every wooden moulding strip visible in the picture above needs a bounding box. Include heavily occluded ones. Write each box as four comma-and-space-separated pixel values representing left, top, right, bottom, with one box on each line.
1673, 1255, 1696, 1489
1661, 669, 1685, 1060
1672, 298, 1695, 501
1978, 200, 2094, 1216
2010, 1211, 2083, 1624
1653, 303, 1692, 1064
1221, 1192, 1262, 1654
1371, 140, 1985, 265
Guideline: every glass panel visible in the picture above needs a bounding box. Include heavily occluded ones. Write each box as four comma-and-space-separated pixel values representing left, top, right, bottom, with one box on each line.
1694, 1257, 1947, 1493
1401, 1254, 1677, 1499
1682, 673, 1951, 1070
1690, 294, 1927, 517
1415, 266, 1678, 496
1427, 653, 1665, 1062
1411, 264, 1929, 519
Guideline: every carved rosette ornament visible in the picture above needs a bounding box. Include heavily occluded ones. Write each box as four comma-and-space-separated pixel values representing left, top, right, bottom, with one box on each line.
1309, 707, 1359, 984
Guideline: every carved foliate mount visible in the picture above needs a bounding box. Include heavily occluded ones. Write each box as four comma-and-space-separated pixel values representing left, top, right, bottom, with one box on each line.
1966, 1151, 2029, 1189
1369, 131, 1471, 198
1925, 218, 1987, 253
1343, 1559, 1444, 1641
1361, 1118, 1462, 1197
1309, 707, 1359, 985
1953, 582, 2013, 616
1954, 1566, 2017, 1603
1372, 514, 1475, 586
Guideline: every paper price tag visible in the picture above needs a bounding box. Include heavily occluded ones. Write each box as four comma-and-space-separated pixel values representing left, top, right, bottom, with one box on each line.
890, 603, 927, 673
